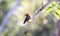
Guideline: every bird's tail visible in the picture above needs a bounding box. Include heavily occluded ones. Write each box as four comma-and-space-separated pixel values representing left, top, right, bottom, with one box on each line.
23, 19, 26, 24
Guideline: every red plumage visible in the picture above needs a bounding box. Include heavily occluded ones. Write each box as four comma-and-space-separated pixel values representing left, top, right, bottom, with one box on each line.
23, 13, 30, 24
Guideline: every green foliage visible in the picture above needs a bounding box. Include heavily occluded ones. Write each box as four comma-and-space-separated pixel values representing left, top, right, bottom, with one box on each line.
0, 0, 8, 25
0, 0, 59, 36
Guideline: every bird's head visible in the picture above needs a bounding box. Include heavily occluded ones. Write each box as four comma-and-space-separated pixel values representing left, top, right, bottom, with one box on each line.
25, 13, 29, 16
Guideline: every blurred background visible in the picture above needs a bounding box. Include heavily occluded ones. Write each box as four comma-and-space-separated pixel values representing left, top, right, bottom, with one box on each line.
0, 0, 60, 36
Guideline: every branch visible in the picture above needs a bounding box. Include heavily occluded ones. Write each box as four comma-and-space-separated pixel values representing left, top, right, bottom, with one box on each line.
0, 0, 20, 34
24, 0, 52, 35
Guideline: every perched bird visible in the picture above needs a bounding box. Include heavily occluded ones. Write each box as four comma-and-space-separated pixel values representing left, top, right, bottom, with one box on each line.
23, 13, 30, 24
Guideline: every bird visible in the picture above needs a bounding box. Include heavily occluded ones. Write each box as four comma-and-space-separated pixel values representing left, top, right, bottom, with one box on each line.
23, 13, 31, 24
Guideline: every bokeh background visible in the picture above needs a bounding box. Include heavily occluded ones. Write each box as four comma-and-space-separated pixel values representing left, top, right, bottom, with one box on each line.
0, 0, 60, 36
